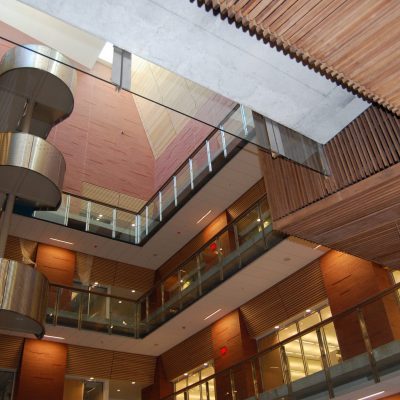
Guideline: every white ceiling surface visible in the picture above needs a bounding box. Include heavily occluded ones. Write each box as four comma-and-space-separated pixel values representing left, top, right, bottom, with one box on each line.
20, 0, 369, 143
0, 0, 104, 68
9, 145, 261, 269
42, 237, 327, 356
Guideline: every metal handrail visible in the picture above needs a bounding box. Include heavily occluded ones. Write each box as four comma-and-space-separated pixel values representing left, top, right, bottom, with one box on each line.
163, 280, 400, 400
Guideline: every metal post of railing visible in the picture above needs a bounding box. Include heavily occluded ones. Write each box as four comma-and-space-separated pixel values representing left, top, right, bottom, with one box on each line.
145, 206, 149, 236
173, 175, 178, 207
145, 295, 150, 333
112, 208, 117, 239
189, 158, 194, 190
178, 269, 183, 310
205, 381, 210, 400
316, 328, 335, 398
220, 125, 227, 158
240, 104, 248, 137
85, 201, 91, 231
196, 255, 202, 297
233, 223, 242, 268
297, 323, 309, 377
206, 140, 212, 173
280, 345, 293, 397
184, 390, 188, 400
357, 307, 380, 383
54, 287, 61, 326
159, 191, 163, 222
135, 214, 140, 244
78, 291, 84, 330
230, 368, 237, 400
251, 359, 260, 400
161, 283, 165, 321
64, 194, 70, 226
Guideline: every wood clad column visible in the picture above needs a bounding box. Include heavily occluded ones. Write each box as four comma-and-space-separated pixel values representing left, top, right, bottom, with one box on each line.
212, 310, 258, 400
142, 358, 173, 400
321, 251, 400, 360
15, 339, 67, 400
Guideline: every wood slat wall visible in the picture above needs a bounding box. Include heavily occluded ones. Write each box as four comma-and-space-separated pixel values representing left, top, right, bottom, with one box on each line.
161, 326, 214, 381
261, 106, 400, 221
196, 0, 400, 115
0, 334, 23, 369
4, 236, 23, 262
67, 345, 156, 385
240, 259, 327, 337
90, 257, 155, 293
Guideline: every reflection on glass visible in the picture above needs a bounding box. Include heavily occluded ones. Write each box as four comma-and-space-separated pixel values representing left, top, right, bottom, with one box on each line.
0, 370, 15, 400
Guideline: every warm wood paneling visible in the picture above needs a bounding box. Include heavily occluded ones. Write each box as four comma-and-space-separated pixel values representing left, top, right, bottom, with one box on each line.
67, 345, 156, 384
320, 251, 400, 359
0, 334, 23, 369
240, 259, 326, 337
4, 236, 23, 262
36, 244, 76, 285
90, 256, 154, 293
197, 1, 400, 115
227, 179, 266, 220
16, 340, 67, 400
262, 106, 400, 221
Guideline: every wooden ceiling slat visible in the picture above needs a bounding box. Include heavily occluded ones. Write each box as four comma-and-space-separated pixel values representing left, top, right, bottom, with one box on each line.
197, 0, 400, 114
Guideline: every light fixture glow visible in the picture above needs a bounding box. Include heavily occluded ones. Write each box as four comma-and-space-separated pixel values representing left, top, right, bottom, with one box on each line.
204, 309, 221, 320
314, 244, 321, 250
44, 335, 65, 340
306, 309, 312, 313
257, 218, 261, 222
184, 373, 188, 376
99, 214, 103, 218
131, 290, 136, 293
203, 363, 208, 367
131, 381, 136, 385
274, 325, 280, 329
89, 377, 94, 381
356, 391, 385, 400
117, 389, 121, 392
49, 238, 73, 245
196, 210, 212, 224
118, 300, 122, 304
131, 223, 136, 227
122, 320, 127, 325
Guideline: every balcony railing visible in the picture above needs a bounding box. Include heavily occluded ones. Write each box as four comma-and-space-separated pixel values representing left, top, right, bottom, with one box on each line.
46, 195, 286, 338
26, 105, 251, 246
164, 282, 400, 400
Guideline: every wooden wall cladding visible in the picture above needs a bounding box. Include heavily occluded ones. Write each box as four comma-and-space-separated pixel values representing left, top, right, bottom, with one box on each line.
4, 236, 23, 262
90, 257, 155, 292
196, 1, 400, 116
240, 259, 327, 338
16, 340, 67, 400
262, 106, 400, 221
0, 334, 23, 369
36, 244, 76, 285
66, 345, 156, 385
226, 179, 266, 220
161, 326, 214, 381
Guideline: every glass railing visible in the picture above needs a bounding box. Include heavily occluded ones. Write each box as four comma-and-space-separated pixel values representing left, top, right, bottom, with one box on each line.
162, 281, 400, 400
29, 107, 249, 245
46, 195, 286, 338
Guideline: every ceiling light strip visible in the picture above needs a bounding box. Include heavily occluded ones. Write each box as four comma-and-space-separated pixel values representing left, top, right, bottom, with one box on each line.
204, 309, 221, 320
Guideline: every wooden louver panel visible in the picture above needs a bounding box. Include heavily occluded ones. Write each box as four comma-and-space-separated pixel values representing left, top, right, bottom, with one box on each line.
111, 352, 156, 384
161, 326, 214, 381
196, 0, 400, 116
262, 106, 400, 221
240, 259, 327, 338
4, 236, 23, 262
0, 334, 24, 369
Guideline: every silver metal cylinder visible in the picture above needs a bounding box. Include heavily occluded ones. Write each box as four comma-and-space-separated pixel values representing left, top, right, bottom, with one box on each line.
0, 44, 77, 139
0, 132, 66, 209
0, 258, 49, 338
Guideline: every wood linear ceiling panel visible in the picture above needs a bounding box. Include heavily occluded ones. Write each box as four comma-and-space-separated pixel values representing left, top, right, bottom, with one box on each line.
197, 0, 400, 115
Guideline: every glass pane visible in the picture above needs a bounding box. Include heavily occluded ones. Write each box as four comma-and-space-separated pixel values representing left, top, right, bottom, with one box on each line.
0, 371, 15, 400
219, 227, 240, 279
115, 209, 136, 243
180, 258, 200, 308
147, 285, 164, 330
67, 196, 87, 231
57, 288, 80, 328
187, 373, 200, 400
88, 203, 113, 238
191, 145, 210, 188
236, 206, 265, 265
175, 163, 191, 204
199, 241, 221, 294
208, 132, 225, 169
110, 297, 136, 336
34, 192, 68, 225
163, 272, 181, 320
46, 285, 58, 325
81, 290, 109, 333
231, 361, 257, 400
320, 306, 332, 321
323, 322, 341, 366
162, 180, 176, 219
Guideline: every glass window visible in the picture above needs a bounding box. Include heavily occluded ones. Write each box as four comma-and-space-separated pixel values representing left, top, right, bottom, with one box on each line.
173, 362, 215, 400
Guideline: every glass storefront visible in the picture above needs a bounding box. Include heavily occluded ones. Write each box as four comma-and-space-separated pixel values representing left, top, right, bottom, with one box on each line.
258, 304, 341, 386
174, 362, 215, 400
0, 370, 15, 400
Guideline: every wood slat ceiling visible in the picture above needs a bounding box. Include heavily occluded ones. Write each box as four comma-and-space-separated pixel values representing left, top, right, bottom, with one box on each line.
197, 0, 400, 115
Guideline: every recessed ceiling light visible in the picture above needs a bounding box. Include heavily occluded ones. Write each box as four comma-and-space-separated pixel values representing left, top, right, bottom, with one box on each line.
49, 238, 73, 245
99, 214, 103, 218
257, 218, 261, 222
117, 389, 121, 392
203, 363, 208, 367
204, 309, 221, 320
356, 392, 385, 400
44, 335, 65, 340
118, 300, 122, 304
131, 223, 136, 227
96, 218, 100, 221
306, 309, 312, 313
184, 373, 188, 376
131, 381, 135, 385
196, 210, 212, 224
131, 290, 136, 293
94, 282, 99, 286
314, 244, 321, 250
89, 377, 94, 381
122, 320, 127, 325
274, 325, 280, 329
